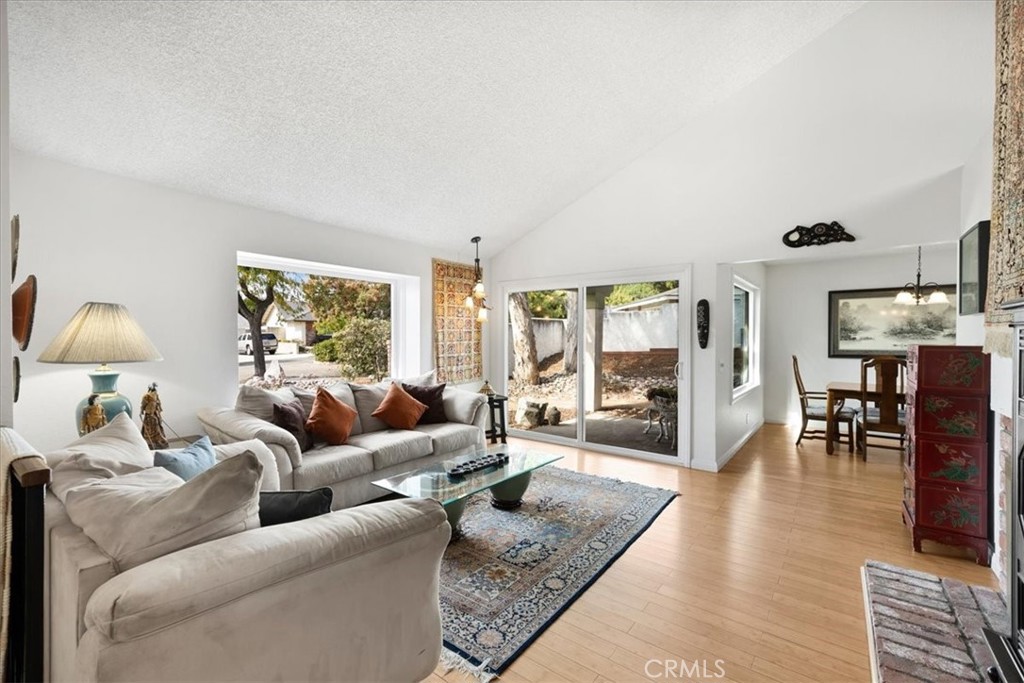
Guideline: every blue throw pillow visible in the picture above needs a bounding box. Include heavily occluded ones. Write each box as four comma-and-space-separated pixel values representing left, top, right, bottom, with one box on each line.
154, 436, 217, 481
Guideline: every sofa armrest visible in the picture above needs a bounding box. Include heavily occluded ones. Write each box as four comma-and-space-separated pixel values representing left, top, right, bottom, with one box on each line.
197, 406, 302, 470
83, 498, 450, 643
443, 388, 488, 428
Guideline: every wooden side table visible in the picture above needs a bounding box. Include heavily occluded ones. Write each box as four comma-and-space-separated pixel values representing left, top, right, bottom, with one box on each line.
485, 395, 508, 445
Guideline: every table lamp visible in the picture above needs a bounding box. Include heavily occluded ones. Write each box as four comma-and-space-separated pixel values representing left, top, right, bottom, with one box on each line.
37, 302, 163, 435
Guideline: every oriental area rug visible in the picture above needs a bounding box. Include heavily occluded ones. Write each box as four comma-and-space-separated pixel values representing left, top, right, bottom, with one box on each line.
862, 560, 1008, 682
439, 467, 677, 678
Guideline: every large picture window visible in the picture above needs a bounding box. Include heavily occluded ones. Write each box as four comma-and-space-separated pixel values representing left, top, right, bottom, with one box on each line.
732, 277, 760, 399
237, 252, 418, 385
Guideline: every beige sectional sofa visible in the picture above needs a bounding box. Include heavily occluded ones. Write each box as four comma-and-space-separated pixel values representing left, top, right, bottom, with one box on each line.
41, 420, 451, 682
198, 379, 489, 508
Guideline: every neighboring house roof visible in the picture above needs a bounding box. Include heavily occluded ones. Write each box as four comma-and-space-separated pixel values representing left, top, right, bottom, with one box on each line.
609, 288, 679, 312
264, 303, 316, 324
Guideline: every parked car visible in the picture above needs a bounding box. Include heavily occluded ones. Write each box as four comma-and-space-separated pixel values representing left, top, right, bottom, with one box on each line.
238, 332, 278, 355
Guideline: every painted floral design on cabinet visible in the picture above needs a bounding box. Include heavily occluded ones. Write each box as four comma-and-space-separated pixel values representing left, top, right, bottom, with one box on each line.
928, 443, 980, 483
930, 495, 980, 529
923, 396, 979, 436
938, 353, 984, 387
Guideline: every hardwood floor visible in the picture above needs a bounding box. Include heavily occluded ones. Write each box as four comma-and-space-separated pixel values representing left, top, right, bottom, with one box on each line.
429, 424, 997, 683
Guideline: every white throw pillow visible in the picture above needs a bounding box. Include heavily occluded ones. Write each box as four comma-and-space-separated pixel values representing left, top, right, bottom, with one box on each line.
63, 452, 263, 572
50, 454, 148, 503
235, 385, 297, 422
443, 387, 488, 425
349, 383, 390, 433
45, 412, 152, 471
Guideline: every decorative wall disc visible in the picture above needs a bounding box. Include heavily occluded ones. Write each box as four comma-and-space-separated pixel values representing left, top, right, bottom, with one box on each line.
12, 356, 20, 403
12, 274, 38, 351
782, 221, 855, 248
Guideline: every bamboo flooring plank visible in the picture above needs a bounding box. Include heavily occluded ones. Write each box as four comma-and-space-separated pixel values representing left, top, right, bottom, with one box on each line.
540, 630, 653, 683
524, 642, 600, 683
509, 654, 576, 683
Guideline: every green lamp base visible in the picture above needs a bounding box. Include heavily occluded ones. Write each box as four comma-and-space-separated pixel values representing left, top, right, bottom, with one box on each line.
75, 368, 132, 436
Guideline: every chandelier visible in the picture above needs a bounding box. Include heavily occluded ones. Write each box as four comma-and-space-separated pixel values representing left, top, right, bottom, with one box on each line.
463, 236, 490, 322
893, 246, 950, 305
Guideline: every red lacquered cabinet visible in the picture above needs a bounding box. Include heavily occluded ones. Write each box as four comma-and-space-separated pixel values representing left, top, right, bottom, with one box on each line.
902, 345, 991, 565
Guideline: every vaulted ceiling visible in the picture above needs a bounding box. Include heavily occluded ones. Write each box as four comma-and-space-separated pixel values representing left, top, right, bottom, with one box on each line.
8, 2, 994, 260
7, 0, 871, 256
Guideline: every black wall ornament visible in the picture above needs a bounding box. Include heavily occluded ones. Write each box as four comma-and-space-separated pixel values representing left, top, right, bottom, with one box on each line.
696, 299, 710, 349
782, 221, 855, 248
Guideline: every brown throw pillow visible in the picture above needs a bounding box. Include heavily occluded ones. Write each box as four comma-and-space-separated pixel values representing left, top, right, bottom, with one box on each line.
272, 399, 313, 452
402, 382, 447, 424
305, 387, 358, 445
372, 382, 428, 430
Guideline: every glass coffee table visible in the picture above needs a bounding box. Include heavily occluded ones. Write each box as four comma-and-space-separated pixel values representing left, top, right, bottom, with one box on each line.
371, 446, 562, 532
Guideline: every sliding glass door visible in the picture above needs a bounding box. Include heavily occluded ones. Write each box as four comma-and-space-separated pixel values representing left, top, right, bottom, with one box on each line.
581, 280, 679, 457
506, 288, 578, 440
505, 271, 688, 464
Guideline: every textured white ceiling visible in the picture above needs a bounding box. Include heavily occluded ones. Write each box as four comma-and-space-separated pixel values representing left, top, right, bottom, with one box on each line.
7, 0, 865, 256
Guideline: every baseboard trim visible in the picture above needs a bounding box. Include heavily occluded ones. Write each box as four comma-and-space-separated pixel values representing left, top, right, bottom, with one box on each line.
716, 420, 764, 470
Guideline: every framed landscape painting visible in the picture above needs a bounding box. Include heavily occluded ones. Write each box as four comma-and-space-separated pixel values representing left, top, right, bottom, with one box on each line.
828, 286, 957, 358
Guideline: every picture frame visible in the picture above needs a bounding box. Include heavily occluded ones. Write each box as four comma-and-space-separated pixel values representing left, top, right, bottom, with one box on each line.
828, 286, 958, 358
958, 220, 990, 315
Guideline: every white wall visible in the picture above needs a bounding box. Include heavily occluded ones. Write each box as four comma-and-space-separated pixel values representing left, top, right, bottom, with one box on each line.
764, 245, 957, 425
0, 1, 12, 428
12, 152, 483, 451
957, 126, 994, 348
710, 262, 766, 471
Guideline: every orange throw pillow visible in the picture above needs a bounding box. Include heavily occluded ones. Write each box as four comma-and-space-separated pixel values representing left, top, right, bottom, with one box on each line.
305, 387, 358, 445
372, 382, 428, 430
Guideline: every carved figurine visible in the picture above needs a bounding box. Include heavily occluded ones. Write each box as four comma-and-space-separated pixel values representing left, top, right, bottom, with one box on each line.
80, 394, 108, 434
140, 382, 169, 449
782, 221, 856, 248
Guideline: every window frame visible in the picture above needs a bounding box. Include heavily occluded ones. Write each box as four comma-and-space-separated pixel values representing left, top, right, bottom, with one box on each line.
237, 251, 419, 379
731, 276, 761, 402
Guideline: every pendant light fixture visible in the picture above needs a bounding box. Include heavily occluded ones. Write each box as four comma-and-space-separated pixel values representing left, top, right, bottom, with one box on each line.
463, 236, 490, 322
893, 246, 950, 306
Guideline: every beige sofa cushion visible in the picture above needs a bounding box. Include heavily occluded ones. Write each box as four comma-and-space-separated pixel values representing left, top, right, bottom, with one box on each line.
414, 423, 484, 455
45, 413, 152, 471
346, 431, 433, 470
82, 498, 448, 643
293, 445, 374, 489
63, 452, 263, 571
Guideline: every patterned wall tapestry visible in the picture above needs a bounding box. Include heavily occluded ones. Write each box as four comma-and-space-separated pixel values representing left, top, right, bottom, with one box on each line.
985, 0, 1024, 356
432, 259, 483, 383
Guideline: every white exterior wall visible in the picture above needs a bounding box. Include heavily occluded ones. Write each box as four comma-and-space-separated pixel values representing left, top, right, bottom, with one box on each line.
603, 307, 678, 352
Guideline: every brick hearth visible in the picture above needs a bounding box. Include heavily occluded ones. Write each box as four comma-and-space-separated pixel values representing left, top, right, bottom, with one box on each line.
864, 561, 1010, 682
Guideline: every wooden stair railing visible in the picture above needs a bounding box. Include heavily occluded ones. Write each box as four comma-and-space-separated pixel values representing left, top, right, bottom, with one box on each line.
6, 456, 49, 683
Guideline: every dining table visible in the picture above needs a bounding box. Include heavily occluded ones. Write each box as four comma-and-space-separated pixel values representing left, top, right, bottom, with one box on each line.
824, 381, 906, 455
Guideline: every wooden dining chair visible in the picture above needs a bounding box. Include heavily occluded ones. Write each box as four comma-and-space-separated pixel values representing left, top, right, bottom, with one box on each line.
856, 355, 907, 458
792, 356, 856, 451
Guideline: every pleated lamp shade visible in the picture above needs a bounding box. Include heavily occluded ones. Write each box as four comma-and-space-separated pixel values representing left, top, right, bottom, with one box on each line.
38, 302, 162, 364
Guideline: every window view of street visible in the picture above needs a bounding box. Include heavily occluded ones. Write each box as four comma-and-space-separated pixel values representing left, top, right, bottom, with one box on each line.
237, 265, 391, 386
